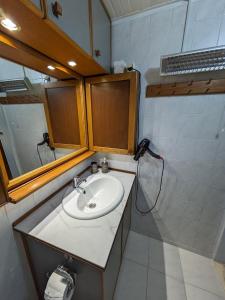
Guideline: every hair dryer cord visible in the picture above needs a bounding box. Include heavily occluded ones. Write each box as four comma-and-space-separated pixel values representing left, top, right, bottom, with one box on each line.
135, 157, 164, 215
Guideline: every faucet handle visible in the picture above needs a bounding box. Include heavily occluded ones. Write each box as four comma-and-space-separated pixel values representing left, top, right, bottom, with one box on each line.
73, 177, 79, 188
73, 177, 87, 188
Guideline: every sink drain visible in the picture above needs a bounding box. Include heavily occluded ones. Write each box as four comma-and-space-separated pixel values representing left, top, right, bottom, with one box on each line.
88, 203, 96, 209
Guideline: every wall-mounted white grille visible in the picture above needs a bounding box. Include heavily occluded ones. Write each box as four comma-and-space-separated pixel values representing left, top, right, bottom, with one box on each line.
160, 46, 225, 76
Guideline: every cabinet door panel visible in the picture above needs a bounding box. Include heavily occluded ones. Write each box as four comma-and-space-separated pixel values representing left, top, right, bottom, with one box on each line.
103, 221, 122, 300
86, 72, 139, 154
43, 80, 88, 149
46, 0, 91, 54
92, 0, 111, 71
122, 193, 132, 253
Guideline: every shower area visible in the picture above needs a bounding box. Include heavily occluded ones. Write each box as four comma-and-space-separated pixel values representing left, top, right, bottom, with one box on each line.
112, 0, 225, 263
111, 1, 225, 298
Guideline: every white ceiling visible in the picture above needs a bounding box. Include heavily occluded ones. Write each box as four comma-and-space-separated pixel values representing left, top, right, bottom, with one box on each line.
102, 0, 183, 19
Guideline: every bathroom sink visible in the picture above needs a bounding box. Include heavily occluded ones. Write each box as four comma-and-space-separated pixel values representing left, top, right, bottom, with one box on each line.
62, 173, 124, 220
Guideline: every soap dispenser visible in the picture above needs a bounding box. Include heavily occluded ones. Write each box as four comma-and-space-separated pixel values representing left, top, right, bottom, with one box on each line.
101, 157, 109, 173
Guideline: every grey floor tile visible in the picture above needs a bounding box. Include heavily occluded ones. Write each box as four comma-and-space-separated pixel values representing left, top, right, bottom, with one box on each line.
124, 231, 149, 266
114, 258, 148, 300
149, 238, 184, 281
179, 248, 225, 298
185, 283, 225, 300
147, 268, 187, 300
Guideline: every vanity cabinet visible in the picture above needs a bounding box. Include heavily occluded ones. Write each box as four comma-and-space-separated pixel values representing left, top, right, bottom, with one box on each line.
19, 180, 134, 300
91, 0, 111, 72
45, 0, 91, 54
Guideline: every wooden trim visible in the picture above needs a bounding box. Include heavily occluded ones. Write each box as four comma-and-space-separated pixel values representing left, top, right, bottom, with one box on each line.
85, 81, 94, 150
8, 148, 88, 191
92, 146, 129, 155
0, 94, 43, 105
42, 89, 55, 149
76, 80, 88, 148
0, 141, 12, 179
54, 143, 81, 149
146, 79, 225, 97
0, 85, 45, 105
0, 31, 81, 80
85, 72, 134, 84
40, 0, 47, 19
0, 147, 9, 189
43, 81, 77, 88
9, 150, 95, 203
128, 72, 139, 153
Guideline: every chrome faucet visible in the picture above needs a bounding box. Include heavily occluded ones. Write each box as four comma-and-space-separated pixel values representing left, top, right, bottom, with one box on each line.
73, 176, 87, 194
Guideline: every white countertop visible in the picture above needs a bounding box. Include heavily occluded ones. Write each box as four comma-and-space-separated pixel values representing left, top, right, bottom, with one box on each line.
17, 170, 135, 269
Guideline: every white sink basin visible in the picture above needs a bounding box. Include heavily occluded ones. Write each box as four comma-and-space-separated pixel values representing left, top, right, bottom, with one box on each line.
62, 173, 124, 220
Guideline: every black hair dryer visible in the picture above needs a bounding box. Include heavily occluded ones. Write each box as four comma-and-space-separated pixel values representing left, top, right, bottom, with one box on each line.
38, 132, 55, 151
134, 138, 162, 161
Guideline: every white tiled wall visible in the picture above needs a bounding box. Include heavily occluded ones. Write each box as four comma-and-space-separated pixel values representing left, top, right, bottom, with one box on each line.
112, 0, 225, 258
0, 156, 93, 299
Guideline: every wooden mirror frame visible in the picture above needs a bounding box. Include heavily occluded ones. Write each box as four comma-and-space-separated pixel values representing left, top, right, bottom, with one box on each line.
0, 32, 92, 203
0, 79, 89, 192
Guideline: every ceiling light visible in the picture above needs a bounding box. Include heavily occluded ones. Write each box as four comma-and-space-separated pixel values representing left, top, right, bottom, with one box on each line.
68, 61, 77, 67
47, 65, 55, 70
1, 18, 20, 31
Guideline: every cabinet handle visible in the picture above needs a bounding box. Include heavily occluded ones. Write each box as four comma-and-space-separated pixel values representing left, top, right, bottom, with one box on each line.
52, 1, 62, 18
94, 49, 101, 57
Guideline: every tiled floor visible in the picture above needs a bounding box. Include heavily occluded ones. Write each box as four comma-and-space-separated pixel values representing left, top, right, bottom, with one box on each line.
114, 231, 225, 300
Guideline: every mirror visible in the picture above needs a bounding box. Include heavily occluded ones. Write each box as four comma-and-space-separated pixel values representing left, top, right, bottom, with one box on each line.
0, 58, 87, 186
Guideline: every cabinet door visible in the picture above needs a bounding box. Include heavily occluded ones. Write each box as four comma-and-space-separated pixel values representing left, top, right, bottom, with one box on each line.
86, 72, 139, 155
91, 0, 111, 72
46, 0, 91, 54
43, 80, 87, 149
103, 221, 122, 300
122, 192, 132, 253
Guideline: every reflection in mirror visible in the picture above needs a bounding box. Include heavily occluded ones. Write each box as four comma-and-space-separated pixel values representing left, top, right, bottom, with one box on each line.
0, 58, 82, 180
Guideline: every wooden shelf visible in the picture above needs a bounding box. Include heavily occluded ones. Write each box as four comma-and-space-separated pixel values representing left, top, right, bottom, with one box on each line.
146, 79, 225, 98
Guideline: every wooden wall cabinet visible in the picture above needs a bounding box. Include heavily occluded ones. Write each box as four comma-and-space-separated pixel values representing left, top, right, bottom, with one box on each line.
44, 80, 87, 149
86, 72, 139, 155
0, 0, 108, 76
